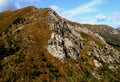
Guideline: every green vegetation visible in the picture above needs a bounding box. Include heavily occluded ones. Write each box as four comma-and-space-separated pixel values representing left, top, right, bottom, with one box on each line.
13, 18, 25, 25
14, 53, 25, 64
97, 64, 120, 81
80, 32, 105, 47
0, 45, 6, 57
107, 41, 120, 51
0, 6, 119, 82
67, 69, 73, 77
4, 72, 16, 82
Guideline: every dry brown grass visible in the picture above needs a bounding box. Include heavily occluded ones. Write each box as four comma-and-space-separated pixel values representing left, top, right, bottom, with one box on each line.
0, 6, 119, 82
0, 6, 85, 82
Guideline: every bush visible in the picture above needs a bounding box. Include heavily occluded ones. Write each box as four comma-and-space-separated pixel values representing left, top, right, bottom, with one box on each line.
31, 70, 40, 77
4, 72, 16, 82
67, 69, 73, 77
0, 62, 3, 70
42, 79, 47, 82
14, 53, 25, 64
13, 18, 25, 25
41, 58, 47, 62
0, 45, 6, 57
0, 32, 2, 36
47, 63, 52, 68
49, 67, 54, 73
54, 67, 59, 73
49, 74, 55, 81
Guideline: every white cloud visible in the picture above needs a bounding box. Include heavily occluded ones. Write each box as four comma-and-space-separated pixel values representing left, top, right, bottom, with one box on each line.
72, 16, 97, 24
109, 11, 120, 21
60, 0, 103, 18
96, 13, 106, 22
0, 0, 42, 11
47, 0, 104, 24
15, 0, 41, 4
0, 0, 6, 7
14, 0, 41, 2
49, 5, 64, 12
0, 0, 19, 10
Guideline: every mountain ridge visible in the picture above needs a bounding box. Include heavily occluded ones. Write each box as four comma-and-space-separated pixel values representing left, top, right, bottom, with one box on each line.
0, 6, 120, 82
117, 27, 120, 30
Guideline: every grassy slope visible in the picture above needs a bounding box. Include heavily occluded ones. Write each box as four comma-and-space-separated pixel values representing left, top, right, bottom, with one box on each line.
66, 20, 120, 51
0, 6, 119, 82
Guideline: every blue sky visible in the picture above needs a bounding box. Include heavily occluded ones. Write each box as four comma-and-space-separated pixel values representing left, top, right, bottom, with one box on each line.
0, 0, 120, 28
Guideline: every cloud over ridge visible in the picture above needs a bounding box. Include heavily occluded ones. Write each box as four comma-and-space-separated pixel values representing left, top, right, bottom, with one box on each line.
60, 0, 103, 18
0, 0, 42, 10
96, 13, 106, 22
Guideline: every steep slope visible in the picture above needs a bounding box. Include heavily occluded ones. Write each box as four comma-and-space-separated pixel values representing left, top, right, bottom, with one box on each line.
84, 24, 120, 48
0, 6, 120, 82
63, 22, 120, 50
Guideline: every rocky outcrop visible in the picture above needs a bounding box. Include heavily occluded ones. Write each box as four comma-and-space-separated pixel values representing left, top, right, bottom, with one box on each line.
47, 12, 80, 61
47, 10, 120, 64
94, 59, 102, 67
46, 10, 120, 80
0, 6, 120, 81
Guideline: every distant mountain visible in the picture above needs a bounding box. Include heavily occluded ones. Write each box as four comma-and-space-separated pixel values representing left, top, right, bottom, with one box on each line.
81, 24, 120, 47
0, 6, 120, 82
117, 27, 120, 30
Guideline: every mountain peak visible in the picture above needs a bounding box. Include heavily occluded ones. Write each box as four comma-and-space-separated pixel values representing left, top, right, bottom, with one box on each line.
0, 6, 120, 82
22, 6, 37, 9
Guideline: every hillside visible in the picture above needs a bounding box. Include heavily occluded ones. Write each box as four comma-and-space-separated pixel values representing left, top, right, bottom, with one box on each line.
0, 6, 120, 82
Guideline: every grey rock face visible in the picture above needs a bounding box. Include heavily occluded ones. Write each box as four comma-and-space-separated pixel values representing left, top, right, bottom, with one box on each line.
47, 10, 120, 73
47, 12, 80, 61
47, 33, 66, 61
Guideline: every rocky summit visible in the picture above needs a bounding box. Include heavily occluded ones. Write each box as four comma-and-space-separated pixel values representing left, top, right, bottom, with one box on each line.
0, 6, 120, 82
